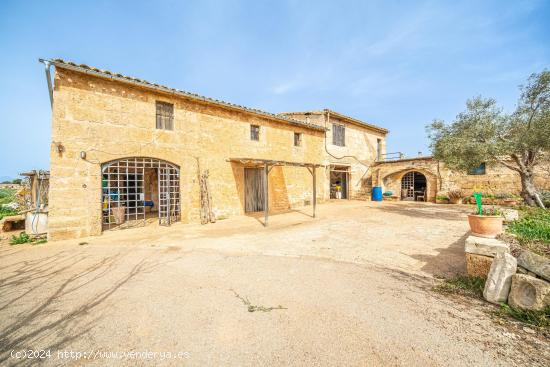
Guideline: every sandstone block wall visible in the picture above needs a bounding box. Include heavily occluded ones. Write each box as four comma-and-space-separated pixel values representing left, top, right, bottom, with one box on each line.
280, 112, 386, 200
373, 157, 550, 202
49, 68, 326, 240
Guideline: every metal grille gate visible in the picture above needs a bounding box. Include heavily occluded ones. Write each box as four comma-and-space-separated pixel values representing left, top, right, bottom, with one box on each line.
401, 171, 415, 199
102, 157, 180, 230
158, 167, 180, 225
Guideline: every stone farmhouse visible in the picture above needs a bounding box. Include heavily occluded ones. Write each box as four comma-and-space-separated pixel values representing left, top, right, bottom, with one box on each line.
43, 59, 387, 240
41, 59, 549, 241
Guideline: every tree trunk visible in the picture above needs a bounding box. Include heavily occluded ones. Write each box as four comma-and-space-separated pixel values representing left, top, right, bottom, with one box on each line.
519, 171, 545, 208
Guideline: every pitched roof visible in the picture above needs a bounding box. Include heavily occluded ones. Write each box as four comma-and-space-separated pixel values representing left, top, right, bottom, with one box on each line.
43, 58, 325, 132
279, 109, 388, 134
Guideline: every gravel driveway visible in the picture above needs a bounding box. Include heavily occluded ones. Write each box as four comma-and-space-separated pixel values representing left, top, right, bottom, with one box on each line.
0, 201, 548, 366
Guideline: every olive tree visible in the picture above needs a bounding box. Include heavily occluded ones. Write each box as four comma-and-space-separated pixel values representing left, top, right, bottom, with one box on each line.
427, 70, 550, 208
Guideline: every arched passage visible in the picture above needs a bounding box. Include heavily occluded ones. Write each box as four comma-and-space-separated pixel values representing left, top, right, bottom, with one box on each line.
380, 167, 438, 202
101, 157, 180, 231
401, 171, 427, 201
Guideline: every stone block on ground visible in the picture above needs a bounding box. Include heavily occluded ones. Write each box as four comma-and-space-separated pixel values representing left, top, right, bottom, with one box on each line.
483, 252, 517, 304
464, 236, 509, 257
501, 209, 519, 223
517, 250, 550, 282
508, 274, 550, 311
466, 253, 493, 279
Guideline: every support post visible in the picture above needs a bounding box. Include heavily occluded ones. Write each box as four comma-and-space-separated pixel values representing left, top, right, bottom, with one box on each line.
264, 163, 269, 226
312, 166, 316, 218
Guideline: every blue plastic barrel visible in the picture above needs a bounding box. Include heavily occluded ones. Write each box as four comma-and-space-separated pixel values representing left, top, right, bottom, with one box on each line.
372, 186, 383, 201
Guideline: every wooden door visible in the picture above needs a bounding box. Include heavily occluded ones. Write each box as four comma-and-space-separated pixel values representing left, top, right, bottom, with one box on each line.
244, 168, 265, 212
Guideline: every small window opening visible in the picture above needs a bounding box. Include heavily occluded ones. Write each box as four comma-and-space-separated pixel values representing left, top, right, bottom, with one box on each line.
250, 125, 260, 141
156, 101, 174, 130
333, 124, 345, 146
294, 132, 302, 147
468, 163, 486, 175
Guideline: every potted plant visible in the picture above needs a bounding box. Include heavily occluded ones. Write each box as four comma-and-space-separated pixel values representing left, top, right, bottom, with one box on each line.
447, 189, 464, 204
436, 195, 449, 204
335, 185, 342, 199
481, 193, 496, 205
502, 194, 520, 206
467, 193, 503, 238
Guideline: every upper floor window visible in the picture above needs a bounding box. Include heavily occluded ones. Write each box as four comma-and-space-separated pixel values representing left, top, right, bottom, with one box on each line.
332, 124, 345, 146
156, 101, 174, 130
250, 124, 260, 141
468, 162, 486, 175
376, 138, 382, 161
294, 132, 302, 147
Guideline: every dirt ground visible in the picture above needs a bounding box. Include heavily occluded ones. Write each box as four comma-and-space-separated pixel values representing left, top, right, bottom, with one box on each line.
0, 201, 548, 366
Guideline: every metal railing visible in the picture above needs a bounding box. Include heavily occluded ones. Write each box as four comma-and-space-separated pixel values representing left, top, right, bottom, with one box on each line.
377, 152, 404, 161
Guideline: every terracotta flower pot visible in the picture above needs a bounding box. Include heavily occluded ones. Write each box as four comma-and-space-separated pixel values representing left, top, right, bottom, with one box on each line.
467, 214, 503, 238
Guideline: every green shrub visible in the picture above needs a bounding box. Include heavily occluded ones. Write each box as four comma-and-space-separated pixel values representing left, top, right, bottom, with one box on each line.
10, 232, 31, 245
508, 208, 550, 244
0, 206, 18, 220
0, 188, 19, 220
0, 188, 16, 204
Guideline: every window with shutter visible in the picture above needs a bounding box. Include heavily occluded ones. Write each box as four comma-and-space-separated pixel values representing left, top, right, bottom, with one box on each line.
250, 125, 260, 141
294, 132, 302, 147
332, 124, 345, 146
156, 101, 174, 130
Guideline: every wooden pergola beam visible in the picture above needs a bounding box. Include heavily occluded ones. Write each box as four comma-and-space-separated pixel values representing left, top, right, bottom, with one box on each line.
229, 158, 323, 226
228, 158, 323, 169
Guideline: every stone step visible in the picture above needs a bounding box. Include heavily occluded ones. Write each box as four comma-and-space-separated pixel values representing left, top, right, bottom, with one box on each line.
465, 235, 509, 257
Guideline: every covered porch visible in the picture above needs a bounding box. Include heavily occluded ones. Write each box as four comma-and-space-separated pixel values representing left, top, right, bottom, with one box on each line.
228, 158, 324, 226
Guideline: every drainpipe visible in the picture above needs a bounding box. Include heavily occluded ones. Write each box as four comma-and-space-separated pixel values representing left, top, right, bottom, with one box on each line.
38, 58, 54, 108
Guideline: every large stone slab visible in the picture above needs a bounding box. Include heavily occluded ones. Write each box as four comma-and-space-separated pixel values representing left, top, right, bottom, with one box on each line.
466, 253, 493, 279
464, 236, 509, 257
517, 250, 550, 282
501, 209, 519, 223
508, 274, 550, 311
483, 252, 517, 304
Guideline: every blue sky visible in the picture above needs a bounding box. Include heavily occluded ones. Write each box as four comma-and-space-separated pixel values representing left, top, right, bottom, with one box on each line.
0, 0, 549, 178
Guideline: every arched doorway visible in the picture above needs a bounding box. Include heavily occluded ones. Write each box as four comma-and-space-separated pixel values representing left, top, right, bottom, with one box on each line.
401, 171, 427, 201
101, 157, 180, 231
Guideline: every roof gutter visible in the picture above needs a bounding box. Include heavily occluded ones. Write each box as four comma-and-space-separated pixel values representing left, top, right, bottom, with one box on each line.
38, 59, 54, 109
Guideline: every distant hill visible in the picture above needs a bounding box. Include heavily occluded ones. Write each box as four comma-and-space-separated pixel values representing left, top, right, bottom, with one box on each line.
0, 176, 14, 183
